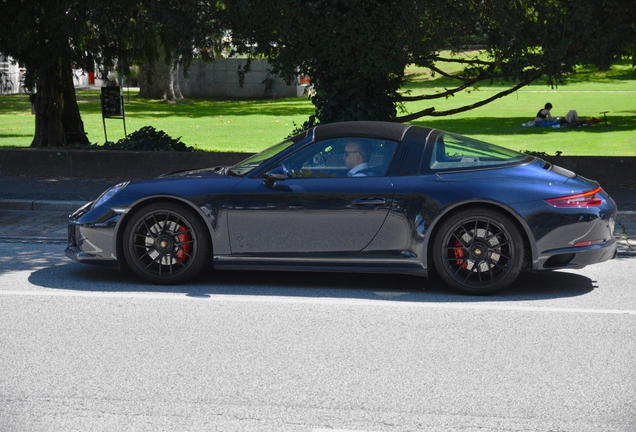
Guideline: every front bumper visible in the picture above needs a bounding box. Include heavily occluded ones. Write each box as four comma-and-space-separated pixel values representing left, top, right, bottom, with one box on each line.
65, 222, 119, 267
65, 202, 121, 267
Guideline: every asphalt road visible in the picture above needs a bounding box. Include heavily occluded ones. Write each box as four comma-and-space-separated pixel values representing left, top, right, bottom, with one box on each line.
1, 242, 635, 432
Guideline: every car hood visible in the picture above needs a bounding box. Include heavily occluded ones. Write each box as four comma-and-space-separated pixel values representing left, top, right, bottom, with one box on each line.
158, 166, 232, 178
93, 167, 243, 210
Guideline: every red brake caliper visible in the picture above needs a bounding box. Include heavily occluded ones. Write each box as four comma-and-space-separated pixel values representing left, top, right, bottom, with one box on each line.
175, 225, 191, 263
454, 241, 467, 269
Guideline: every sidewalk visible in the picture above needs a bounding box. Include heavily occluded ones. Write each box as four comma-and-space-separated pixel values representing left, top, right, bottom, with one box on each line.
0, 176, 635, 255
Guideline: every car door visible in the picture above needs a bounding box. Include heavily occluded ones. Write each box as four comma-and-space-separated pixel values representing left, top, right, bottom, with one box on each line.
226, 137, 397, 256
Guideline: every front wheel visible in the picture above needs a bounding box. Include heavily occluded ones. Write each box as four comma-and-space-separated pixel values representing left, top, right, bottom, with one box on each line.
122, 202, 211, 284
433, 208, 524, 295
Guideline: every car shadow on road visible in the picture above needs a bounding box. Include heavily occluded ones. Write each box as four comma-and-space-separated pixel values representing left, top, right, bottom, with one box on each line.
27, 261, 597, 302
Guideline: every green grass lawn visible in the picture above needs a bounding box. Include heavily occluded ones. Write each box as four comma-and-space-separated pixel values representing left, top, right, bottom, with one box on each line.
1, 60, 634, 155
402, 60, 636, 156
0, 92, 314, 153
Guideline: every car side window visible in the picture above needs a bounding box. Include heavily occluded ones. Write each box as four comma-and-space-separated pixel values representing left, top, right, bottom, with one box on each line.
280, 138, 398, 178
429, 132, 528, 171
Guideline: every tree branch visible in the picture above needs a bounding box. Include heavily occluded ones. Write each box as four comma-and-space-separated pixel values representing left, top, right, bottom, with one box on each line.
398, 82, 473, 101
398, 67, 506, 102
429, 55, 494, 66
395, 80, 533, 123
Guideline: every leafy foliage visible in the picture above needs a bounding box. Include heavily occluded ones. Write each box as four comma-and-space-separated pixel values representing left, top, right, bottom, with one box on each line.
0, 0, 222, 147
224, 0, 414, 128
522, 150, 563, 157
224, 0, 636, 128
1, 0, 635, 147
101, 126, 198, 152
75, 0, 222, 84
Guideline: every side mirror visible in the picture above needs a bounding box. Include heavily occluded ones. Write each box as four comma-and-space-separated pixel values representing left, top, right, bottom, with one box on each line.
264, 173, 287, 188
263, 164, 288, 188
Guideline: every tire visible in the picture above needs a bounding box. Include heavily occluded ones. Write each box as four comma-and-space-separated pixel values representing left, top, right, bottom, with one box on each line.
433, 208, 524, 295
122, 202, 211, 284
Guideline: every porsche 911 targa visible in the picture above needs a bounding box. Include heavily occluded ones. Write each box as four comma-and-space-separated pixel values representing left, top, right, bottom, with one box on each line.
66, 121, 617, 294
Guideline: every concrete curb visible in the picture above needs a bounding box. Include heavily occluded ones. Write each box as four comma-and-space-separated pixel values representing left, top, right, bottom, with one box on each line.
616, 248, 636, 257
0, 236, 67, 244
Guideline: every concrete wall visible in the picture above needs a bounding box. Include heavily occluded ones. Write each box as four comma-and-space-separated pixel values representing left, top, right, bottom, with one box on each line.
1, 149, 635, 185
2, 55, 90, 93
2, 56, 301, 98
543, 155, 636, 186
0, 55, 25, 94
0, 149, 252, 179
179, 58, 301, 99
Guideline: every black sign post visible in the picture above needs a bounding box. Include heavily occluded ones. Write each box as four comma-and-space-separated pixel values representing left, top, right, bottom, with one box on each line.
100, 86, 127, 142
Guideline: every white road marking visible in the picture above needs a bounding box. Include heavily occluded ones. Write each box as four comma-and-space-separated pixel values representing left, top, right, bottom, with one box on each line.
1, 290, 635, 315
313, 430, 372, 432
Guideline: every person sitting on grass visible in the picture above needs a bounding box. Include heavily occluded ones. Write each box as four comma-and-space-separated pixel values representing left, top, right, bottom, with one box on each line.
523, 103, 579, 127
534, 103, 561, 127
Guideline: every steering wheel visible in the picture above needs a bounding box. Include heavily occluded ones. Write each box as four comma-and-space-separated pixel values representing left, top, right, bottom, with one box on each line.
309, 154, 327, 167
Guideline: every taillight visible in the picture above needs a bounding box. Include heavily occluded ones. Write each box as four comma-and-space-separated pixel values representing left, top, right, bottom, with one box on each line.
573, 239, 604, 247
545, 187, 603, 208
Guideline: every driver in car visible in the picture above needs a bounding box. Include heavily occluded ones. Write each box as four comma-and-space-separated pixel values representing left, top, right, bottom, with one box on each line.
344, 140, 372, 177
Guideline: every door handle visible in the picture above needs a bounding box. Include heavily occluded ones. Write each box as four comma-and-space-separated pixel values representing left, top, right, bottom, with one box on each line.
352, 198, 386, 206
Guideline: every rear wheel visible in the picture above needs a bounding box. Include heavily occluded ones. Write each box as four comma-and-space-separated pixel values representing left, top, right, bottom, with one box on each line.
433, 208, 524, 295
123, 202, 211, 284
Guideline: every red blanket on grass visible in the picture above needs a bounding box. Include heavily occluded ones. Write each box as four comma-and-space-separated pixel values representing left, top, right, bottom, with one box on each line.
563, 118, 602, 128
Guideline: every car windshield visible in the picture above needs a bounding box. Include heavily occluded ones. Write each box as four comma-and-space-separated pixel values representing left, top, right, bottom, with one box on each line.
227, 134, 305, 176
429, 132, 530, 171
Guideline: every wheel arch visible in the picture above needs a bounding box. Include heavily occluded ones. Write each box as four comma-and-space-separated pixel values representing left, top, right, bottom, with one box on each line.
115, 195, 216, 269
425, 200, 535, 273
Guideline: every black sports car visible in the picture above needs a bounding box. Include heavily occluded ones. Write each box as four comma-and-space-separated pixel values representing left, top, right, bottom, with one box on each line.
66, 121, 617, 294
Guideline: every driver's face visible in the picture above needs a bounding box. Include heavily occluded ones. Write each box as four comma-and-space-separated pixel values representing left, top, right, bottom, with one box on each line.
344, 144, 361, 169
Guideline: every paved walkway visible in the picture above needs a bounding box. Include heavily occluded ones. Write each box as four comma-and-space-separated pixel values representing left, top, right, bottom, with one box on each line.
0, 209, 70, 243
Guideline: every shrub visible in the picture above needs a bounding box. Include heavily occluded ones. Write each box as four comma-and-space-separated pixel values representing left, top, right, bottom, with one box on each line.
101, 126, 198, 152
522, 150, 563, 157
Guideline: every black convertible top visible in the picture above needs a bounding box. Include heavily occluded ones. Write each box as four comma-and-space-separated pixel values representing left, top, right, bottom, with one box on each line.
312, 121, 418, 142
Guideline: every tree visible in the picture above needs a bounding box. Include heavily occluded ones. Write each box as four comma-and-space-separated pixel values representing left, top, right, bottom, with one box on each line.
0, 0, 221, 147
223, 0, 636, 127
224, 0, 415, 126
0, 1, 92, 146
136, 0, 222, 100
138, 49, 185, 100
88, 0, 221, 101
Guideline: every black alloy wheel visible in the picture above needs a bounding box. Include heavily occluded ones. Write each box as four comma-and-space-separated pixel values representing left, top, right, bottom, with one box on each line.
433, 208, 524, 295
123, 202, 211, 284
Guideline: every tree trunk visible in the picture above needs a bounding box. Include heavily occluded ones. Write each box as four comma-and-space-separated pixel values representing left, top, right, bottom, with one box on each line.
61, 67, 89, 145
31, 64, 64, 147
139, 50, 184, 101
31, 59, 88, 147
171, 63, 184, 100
